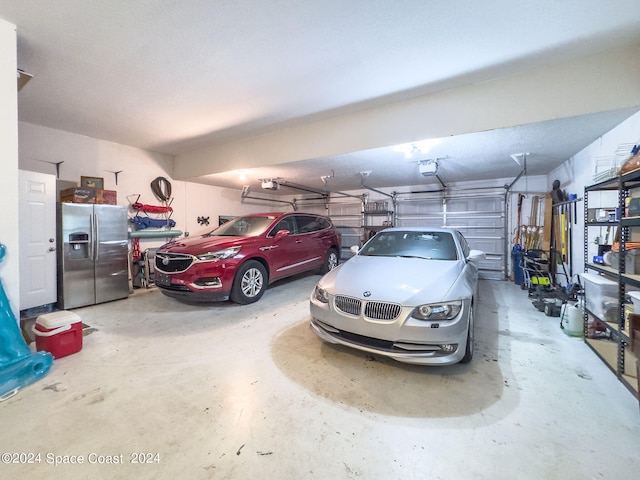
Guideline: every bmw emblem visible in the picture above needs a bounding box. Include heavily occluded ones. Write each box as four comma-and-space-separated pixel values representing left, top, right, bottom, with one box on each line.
363, 291, 371, 297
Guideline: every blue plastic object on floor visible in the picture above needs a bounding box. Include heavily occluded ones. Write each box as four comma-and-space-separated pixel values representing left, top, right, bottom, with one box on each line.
0, 243, 52, 401
511, 244, 524, 285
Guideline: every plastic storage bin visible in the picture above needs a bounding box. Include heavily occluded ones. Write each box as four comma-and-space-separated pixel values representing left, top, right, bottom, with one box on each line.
603, 249, 640, 274
581, 272, 619, 323
32, 311, 83, 359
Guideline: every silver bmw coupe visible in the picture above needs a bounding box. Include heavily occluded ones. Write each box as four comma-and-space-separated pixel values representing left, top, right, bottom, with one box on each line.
310, 227, 485, 365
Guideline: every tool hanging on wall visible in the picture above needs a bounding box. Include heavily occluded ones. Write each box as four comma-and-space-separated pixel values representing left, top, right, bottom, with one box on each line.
514, 193, 524, 246
151, 177, 172, 202
530, 196, 538, 227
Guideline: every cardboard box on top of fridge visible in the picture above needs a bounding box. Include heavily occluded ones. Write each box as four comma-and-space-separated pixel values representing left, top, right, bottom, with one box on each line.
96, 189, 117, 205
60, 187, 116, 205
60, 187, 96, 203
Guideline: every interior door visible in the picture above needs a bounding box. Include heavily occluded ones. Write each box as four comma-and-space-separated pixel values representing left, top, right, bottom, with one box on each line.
18, 170, 57, 310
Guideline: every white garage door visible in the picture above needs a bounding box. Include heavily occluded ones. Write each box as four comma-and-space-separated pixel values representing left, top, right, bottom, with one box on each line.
299, 191, 507, 278
396, 192, 506, 280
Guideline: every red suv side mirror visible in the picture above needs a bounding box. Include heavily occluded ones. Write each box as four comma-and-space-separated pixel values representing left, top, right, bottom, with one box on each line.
274, 230, 290, 241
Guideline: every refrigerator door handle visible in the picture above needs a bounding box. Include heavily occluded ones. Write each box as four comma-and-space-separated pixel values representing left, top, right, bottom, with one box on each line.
94, 212, 99, 262
89, 213, 95, 261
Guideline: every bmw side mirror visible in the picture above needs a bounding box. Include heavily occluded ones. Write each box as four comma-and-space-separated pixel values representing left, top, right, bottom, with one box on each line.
467, 250, 485, 262
350, 245, 359, 254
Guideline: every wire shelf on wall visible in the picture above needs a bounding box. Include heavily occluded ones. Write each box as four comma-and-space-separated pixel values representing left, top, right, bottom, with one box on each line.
592, 143, 636, 183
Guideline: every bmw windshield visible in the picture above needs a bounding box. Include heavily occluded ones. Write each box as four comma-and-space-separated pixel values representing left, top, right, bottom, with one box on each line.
359, 231, 458, 260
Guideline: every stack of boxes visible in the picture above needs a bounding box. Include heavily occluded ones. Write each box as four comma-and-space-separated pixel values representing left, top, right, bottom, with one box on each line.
59, 187, 117, 205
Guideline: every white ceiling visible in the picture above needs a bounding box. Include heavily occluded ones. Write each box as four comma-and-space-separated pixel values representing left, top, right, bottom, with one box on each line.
3, 0, 640, 194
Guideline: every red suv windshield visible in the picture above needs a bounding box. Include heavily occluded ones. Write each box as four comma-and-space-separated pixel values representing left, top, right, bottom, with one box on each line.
207, 216, 276, 237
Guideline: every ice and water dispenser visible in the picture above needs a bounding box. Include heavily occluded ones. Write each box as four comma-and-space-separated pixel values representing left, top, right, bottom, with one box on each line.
67, 232, 89, 259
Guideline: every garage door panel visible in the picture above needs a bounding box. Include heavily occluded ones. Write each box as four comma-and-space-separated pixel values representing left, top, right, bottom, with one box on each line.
469, 238, 502, 255
398, 199, 442, 215
326, 201, 363, 259
396, 217, 443, 227
396, 198, 444, 227
325, 192, 506, 278
451, 222, 503, 236
396, 193, 506, 280
328, 202, 360, 217
447, 197, 501, 212
297, 203, 326, 216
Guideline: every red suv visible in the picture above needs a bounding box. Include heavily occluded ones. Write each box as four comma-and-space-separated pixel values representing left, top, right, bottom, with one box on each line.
154, 212, 341, 304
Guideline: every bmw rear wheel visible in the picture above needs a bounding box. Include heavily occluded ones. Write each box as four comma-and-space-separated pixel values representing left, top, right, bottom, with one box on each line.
230, 260, 267, 304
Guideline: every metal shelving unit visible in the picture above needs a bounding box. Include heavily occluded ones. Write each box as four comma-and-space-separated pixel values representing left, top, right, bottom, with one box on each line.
584, 171, 640, 396
363, 204, 394, 242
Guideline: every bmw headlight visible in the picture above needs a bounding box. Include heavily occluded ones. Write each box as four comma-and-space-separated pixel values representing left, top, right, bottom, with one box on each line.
314, 285, 329, 303
196, 246, 241, 262
411, 301, 462, 321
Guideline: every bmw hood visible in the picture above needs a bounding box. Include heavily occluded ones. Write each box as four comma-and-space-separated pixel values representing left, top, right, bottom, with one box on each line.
320, 255, 466, 305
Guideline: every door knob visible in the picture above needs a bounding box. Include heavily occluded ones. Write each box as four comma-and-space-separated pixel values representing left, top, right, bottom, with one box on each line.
49, 238, 55, 242
49, 247, 56, 252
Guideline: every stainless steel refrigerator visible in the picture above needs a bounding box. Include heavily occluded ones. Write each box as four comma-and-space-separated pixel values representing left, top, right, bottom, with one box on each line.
57, 203, 129, 309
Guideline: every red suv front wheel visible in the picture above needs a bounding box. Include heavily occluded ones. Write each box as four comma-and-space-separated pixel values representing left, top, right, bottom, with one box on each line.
230, 260, 268, 304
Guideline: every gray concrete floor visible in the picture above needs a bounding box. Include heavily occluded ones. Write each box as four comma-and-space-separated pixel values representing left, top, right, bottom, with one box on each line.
2, 274, 640, 479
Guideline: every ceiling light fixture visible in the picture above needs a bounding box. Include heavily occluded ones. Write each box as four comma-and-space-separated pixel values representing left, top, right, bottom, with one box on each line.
260, 179, 280, 190
418, 159, 438, 176
234, 170, 250, 181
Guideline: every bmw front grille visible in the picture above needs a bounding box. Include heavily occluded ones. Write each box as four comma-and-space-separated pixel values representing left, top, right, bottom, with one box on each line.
335, 295, 401, 320
335, 295, 362, 316
364, 301, 401, 320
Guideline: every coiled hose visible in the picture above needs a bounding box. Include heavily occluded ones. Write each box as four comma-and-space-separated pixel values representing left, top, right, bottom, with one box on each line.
150, 176, 172, 202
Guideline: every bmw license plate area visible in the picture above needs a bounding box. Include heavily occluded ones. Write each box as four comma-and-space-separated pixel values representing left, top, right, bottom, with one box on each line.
155, 272, 171, 287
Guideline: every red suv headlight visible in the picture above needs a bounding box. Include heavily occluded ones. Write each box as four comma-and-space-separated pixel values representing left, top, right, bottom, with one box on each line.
196, 246, 241, 262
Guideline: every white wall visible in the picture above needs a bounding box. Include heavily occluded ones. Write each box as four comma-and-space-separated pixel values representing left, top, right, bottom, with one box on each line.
18, 123, 282, 276
549, 110, 640, 277
177, 180, 284, 237
0, 19, 19, 321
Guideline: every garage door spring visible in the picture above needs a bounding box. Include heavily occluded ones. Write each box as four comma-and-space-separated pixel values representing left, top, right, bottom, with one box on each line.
151, 176, 172, 202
